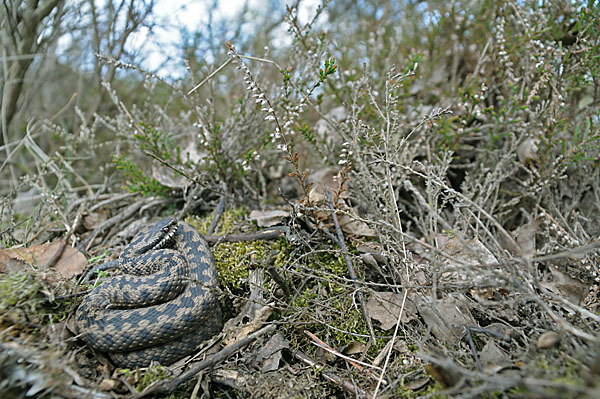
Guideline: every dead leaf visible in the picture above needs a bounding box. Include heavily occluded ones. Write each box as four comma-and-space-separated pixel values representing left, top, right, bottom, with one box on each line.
254, 333, 289, 372
337, 211, 377, 237
82, 211, 108, 231
541, 266, 589, 304
405, 377, 430, 391
417, 294, 475, 345
517, 136, 539, 164
307, 168, 346, 204
480, 340, 509, 374
306, 168, 377, 237
0, 250, 27, 273
483, 323, 515, 341
514, 218, 540, 258
357, 244, 387, 265
393, 339, 410, 354
360, 253, 378, 268
424, 361, 462, 388
0, 241, 87, 280
537, 331, 560, 349
99, 379, 117, 391
224, 304, 273, 345
501, 218, 541, 257
366, 292, 417, 330
249, 209, 290, 227
341, 341, 366, 355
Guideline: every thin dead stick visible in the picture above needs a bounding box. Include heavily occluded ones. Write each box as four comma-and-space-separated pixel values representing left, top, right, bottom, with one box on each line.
188, 57, 233, 95
144, 151, 199, 184
465, 327, 483, 372
205, 227, 288, 245
326, 191, 376, 343
304, 330, 382, 372
294, 350, 373, 399
207, 195, 226, 235
78, 199, 145, 251
136, 324, 275, 397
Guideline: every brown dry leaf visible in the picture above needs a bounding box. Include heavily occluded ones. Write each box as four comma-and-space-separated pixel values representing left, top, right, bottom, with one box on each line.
99, 379, 117, 391
480, 340, 509, 374
513, 218, 540, 258
541, 266, 589, 304
424, 361, 462, 389
249, 209, 290, 227
417, 294, 476, 345
254, 333, 289, 372
516, 136, 539, 164
393, 339, 410, 354
357, 243, 387, 265
341, 341, 366, 355
307, 167, 346, 205
337, 211, 377, 237
537, 331, 561, 349
366, 292, 417, 330
82, 210, 108, 231
405, 378, 430, 391
360, 252, 378, 268
223, 304, 273, 345
0, 250, 27, 273
307, 168, 376, 237
0, 241, 87, 280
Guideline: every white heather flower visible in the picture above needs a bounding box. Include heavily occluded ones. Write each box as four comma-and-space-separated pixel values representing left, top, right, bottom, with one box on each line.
265, 115, 275, 121
277, 143, 287, 151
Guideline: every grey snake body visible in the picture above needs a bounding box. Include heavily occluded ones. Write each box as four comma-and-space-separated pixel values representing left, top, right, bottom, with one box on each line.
75, 218, 221, 367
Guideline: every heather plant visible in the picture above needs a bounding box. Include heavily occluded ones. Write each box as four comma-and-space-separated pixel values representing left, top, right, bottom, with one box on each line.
2, 0, 600, 398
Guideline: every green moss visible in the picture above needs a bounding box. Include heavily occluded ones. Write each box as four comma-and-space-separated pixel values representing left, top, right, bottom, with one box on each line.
186, 208, 246, 236
0, 270, 72, 337
0, 272, 42, 310
286, 248, 374, 349
117, 365, 172, 392
186, 210, 290, 288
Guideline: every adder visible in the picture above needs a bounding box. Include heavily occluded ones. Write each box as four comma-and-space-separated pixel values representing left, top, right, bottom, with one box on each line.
75, 217, 222, 367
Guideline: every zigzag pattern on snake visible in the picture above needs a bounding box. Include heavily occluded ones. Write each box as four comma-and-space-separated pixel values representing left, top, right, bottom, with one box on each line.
75, 218, 222, 368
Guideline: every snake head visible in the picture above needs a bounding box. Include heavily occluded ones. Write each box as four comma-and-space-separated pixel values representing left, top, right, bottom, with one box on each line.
154, 218, 179, 249
125, 218, 179, 256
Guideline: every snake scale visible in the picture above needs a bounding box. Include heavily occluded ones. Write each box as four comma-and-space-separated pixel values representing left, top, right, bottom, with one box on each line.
75, 218, 222, 368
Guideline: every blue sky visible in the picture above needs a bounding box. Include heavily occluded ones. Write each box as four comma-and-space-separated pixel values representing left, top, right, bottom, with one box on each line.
127, 0, 323, 78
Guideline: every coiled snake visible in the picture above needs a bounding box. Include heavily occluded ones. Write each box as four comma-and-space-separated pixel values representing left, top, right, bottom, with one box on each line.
75, 218, 222, 367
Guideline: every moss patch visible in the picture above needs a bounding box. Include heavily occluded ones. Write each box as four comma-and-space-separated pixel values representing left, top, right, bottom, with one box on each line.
186, 210, 290, 288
